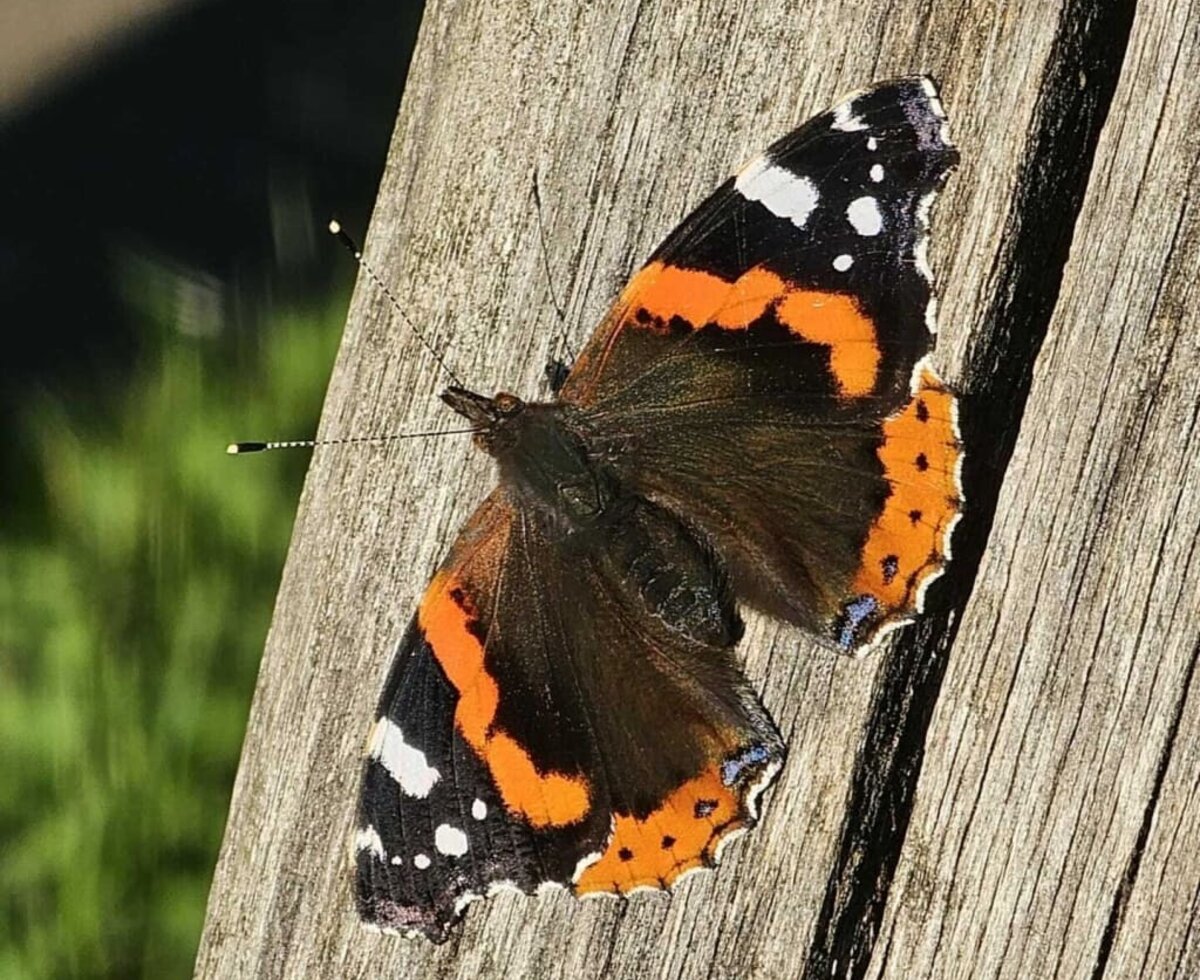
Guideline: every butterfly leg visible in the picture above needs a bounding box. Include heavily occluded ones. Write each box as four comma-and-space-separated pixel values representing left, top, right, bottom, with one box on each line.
545, 356, 572, 394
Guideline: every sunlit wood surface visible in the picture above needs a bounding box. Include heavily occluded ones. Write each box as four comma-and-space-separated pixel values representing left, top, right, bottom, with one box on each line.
196, 0, 1200, 976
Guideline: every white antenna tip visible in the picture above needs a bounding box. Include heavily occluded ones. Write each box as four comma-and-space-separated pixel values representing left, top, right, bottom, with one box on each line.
226, 443, 241, 454
328, 219, 341, 235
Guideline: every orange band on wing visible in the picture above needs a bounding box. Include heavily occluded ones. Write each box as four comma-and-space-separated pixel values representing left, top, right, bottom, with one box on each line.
621, 261, 879, 397
852, 364, 962, 611
419, 572, 590, 827
776, 290, 880, 397
626, 262, 786, 330
574, 766, 743, 894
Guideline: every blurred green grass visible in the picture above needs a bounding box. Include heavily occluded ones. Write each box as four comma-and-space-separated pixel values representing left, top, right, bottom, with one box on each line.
0, 260, 346, 979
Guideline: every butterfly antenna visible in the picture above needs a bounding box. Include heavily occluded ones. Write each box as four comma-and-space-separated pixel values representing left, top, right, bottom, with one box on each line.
227, 427, 478, 455
328, 220, 466, 389
530, 172, 576, 365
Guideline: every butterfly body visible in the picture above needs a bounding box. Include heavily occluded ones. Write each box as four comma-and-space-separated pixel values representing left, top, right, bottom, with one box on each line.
356, 77, 962, 941
443, 388, 611, 522
442, 386, 739, 647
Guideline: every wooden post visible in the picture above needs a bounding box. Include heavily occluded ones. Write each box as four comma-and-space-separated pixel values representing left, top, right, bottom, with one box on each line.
195, 0, 1200, 976
871, 0, 1200, 976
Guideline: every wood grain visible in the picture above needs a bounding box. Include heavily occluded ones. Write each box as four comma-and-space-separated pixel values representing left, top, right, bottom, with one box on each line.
194, 0, 1196, 977
870, 0, 1200, 976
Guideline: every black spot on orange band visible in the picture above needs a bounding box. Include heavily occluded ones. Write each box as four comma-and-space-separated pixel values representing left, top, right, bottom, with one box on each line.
575, 768, 745, 894
851, 364, 962, 621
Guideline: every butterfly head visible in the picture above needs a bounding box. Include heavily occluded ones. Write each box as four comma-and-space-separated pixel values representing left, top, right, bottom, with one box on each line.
441, 385, 615, 527
440, 386, 523, 431
440, 386, 526, 452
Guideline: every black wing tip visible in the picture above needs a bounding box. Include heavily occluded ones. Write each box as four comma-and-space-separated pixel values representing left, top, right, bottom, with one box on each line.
822, 75, 957, 158
355, 846, 463, 944
357, 892, 460, 944
855, 74, 948, 113
881, 75, 955, 148
764, 74, 958, 181
908, 76, 957, 158
874, 73, 945, 97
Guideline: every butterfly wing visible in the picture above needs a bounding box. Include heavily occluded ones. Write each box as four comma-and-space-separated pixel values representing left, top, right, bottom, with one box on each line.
560, 77, 962, 651
355, 493, 601, 941
356, 490, 782, 940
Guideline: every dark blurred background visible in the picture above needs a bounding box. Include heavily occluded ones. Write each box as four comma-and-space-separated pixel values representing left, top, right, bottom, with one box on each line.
0, 1, 420, 975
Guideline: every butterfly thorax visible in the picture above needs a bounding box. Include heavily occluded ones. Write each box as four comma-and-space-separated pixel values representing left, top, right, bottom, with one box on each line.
441, 386, 619, 531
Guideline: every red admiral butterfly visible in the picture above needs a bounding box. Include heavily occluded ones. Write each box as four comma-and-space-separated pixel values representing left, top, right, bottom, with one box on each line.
354, 76, 962, 941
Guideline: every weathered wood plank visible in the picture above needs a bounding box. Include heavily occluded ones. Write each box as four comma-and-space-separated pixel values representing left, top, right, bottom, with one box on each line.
869, 0, 1200, 976
194, 0, 1152, 976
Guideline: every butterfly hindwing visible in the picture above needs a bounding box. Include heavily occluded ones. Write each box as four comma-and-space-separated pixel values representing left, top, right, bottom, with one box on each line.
356, 491, 783, 939
355, 495, 606, 941
560, 77, 962, 651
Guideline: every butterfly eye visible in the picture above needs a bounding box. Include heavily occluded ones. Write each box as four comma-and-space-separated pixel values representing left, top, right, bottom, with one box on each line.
493, 392, 523, 417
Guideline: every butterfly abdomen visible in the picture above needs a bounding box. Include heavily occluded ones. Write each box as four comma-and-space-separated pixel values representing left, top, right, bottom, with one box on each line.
598, 499, 742, 649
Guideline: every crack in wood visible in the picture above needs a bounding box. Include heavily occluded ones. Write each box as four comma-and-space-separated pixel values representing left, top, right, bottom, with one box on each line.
1090, 639, 1200, 980
802, 1, 1138, 976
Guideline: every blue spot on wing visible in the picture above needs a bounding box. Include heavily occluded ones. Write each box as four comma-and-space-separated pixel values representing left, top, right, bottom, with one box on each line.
838, 595, 879, 650
720, 744, 772, 786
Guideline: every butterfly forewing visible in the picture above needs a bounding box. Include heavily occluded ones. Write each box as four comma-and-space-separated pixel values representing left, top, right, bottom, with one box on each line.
561, 76, 962, 651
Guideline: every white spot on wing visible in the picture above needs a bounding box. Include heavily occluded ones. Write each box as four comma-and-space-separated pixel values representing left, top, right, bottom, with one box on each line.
867, 136, 878, 151
920, 76, 945, 115
870, 163, 884, 183
847, 196, 883, 236
414, 853, 431, 870
831, 100, 868, 132
914, 191, 936, 282
369, 717, 440, 798
746, 756, 782, 821
453, 891, 483, 917
914, 188, 941, 335
355, 825, 386, 861
434, 823, 469, 857
735, 157, 820, 229
914, 236, 931, 284
833, 254, 853, 272
472, 799, 487, 820
920, 75, 953, 146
